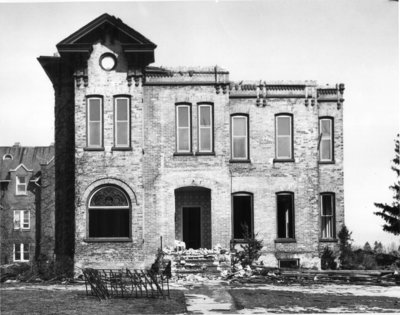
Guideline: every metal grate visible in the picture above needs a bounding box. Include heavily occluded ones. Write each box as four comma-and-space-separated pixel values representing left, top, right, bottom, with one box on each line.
82, 268, 170, 300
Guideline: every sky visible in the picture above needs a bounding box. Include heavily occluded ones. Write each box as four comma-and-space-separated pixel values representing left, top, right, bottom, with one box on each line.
0, 0, 398, 247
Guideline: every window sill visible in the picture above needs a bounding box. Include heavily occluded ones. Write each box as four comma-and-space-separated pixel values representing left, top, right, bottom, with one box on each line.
273, 158, 295, 163
84, 237, 132, 243
319, 238, 338, 243
319, 161, 335, 165
195, 152, 215, 156
15, 193, 28, 196
275, 238, 296, 243
173, 152, 194, 156
111, 147, 132, 151
84, 147, 105, 151
229, 159, 251, 163
231, 238, 255, 244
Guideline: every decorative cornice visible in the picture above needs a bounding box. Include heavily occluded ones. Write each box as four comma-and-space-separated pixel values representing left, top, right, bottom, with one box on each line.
229, 81, 345, 109
143, 66, 229, 93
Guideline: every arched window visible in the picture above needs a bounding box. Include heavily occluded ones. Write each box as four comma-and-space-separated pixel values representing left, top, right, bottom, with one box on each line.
276, 192, 295, 239
320, 192, 336, 239
275, 114, 293, 161
175, 103, 192, 153
232, 192, 253, 239
231, 114, 249, 161
88, 185, 130, 238
319, 117, 334, 162
2, 154, 13, 160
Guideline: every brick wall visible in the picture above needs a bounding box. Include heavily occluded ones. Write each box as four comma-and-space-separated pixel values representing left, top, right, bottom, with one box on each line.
48, 39, 344, 270
0, 169, 37, 264
74, 42, 147, 270
39, 158, 55, 260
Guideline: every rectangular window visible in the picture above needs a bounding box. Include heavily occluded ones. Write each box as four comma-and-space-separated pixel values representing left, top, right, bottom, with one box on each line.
275, 115, 293, 160
13, 210, 30, 229
277, 193, 294, 239
176, 104, 191, 153
231, 115, 248, 160
114, 97, 130, 148
198, 104, 213, 153
279, 259, 300, 269
16, 176, 27, 195
14, 244, 29, 262
87, 97, 103, 148
319, 118, 334, 162
321, 193, 335, 238
232, 193, 253, 239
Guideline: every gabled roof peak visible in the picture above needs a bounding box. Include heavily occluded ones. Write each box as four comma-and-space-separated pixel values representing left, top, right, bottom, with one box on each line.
55, 13, 156, 67
57, 13, 156, 49
10, 163, 33, 173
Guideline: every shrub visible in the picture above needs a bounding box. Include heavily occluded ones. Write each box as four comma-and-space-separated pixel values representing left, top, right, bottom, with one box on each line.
338, 225, 355, 269
232, 224, 263, 269
321, 247, 337, 270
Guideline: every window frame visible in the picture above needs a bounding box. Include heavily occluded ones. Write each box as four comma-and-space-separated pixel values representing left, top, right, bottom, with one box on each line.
2, 154, 13, 160
231, 192, 254, 241
276, 192, 295, 241
13, 243, 29, 262
87, 185, 132, 241
175, 103, 192, 154
13, 210, 30, 230
113, 95, 131, 150
319, 117, 334, 163
197, 103, 214, 154
16, 176, 27, 195
86, 95, 104, 149
230, 114, 250, 162
320, 192, 336, 239
274, 113, 294, 162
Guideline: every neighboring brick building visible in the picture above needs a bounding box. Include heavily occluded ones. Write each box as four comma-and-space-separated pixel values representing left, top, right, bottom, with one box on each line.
0, 144, 54, 264
38, 14, 345, 271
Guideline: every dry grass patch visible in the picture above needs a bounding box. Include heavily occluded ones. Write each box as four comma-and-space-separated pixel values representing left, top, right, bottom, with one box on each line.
229, 289, 400, 313
1, 285, 186, 315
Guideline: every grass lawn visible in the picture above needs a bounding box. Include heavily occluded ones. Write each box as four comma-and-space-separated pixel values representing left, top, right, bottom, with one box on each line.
229, 289, 400, 313
0, 285, 186, 315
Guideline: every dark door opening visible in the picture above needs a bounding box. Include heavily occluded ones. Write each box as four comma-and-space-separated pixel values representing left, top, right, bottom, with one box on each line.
182, 207, 201, 249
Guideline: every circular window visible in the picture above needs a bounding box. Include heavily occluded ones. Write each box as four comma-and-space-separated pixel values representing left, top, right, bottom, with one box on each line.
99, 53, 117, 71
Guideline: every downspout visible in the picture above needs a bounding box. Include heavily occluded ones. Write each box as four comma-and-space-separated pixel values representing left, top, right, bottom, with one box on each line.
141, 82, 145, 244
316, 87, 322, 255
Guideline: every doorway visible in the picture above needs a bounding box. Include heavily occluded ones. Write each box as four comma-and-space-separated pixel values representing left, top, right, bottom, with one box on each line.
175, 186, 211, 249
182, 207, 201, 249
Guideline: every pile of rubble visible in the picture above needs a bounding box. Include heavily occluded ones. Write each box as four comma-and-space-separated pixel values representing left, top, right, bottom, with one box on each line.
162, 244, 232, 283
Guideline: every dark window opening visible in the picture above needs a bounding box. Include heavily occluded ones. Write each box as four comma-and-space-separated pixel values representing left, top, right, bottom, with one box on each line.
89, 209, 129, 237
233, 194, 253, 239
88, 185, 130, 239
277, 193, 294, 239
279, 259, 299, 269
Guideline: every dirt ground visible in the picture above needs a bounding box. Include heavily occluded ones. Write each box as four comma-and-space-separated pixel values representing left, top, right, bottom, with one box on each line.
0, 283, 186, 315
229, 289, 400, 313
1, 282, 400, 314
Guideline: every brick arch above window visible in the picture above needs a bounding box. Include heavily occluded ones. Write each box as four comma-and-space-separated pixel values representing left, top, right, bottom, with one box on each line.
82, 177, 138, 208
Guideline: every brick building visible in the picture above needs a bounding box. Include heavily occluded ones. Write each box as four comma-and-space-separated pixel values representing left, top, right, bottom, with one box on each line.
0, 144, 54, 264
38, 14, 345, 271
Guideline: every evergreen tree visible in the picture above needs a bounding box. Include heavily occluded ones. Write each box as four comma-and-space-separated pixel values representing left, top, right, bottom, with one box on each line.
374, 135, 400, 235
338, 225, 354, 269
373, 241, 383, 254
321, 246, 337, 270
363, 242, 372, 252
